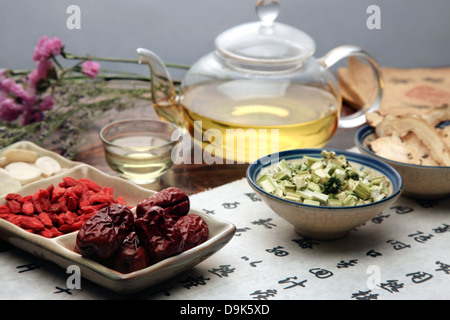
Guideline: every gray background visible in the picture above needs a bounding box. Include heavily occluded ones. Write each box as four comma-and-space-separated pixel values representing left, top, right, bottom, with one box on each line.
1, 0, 450, 80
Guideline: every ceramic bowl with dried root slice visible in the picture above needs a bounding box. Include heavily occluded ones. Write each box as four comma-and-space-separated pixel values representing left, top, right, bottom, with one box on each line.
0, 164, 236, 295
247, 149, 403, 240
356, 124, 450, 199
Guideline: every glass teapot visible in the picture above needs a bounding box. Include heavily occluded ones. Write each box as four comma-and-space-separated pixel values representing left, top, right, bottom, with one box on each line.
137, 0, 383, 163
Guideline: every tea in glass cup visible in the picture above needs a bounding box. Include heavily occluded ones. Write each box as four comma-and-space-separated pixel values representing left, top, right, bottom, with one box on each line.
100, 119, 179, 184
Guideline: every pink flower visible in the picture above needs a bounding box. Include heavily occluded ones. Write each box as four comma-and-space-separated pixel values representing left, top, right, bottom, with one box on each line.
28, 59, 54, 89
33, 36, 63, 62
0, 95, 24, 121
81, 60, 100, 79
38, 95, 54, 112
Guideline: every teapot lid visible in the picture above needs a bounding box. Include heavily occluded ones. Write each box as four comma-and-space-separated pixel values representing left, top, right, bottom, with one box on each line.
215, 0, 316, 66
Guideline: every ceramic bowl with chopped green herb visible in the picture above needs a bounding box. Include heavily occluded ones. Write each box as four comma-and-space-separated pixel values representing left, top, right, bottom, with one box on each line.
247, 149, 403, 240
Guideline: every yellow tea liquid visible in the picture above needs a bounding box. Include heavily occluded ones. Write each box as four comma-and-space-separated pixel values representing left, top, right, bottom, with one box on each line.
178, 80, 339, 163
104, 135, 173, 184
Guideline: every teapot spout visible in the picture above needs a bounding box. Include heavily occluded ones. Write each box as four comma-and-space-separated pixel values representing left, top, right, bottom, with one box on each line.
137, 48, 184, 128
137, 48, 176, 103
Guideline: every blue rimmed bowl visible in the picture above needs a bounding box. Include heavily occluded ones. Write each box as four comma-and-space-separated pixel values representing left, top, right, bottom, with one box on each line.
247, 149, 403, 240
356, 124, 450, 199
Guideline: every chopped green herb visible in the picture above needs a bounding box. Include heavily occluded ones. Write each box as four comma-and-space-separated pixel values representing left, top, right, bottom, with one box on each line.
257, 150, 390, 207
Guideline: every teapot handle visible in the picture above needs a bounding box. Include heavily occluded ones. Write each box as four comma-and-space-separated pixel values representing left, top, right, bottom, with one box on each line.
318, 45, 384, 128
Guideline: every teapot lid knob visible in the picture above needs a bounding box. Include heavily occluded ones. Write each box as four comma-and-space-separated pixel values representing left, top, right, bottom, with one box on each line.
256, 0, 280, 27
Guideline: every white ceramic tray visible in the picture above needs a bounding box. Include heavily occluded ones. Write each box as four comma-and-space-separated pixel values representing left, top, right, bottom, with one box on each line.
0, 149, 236, 295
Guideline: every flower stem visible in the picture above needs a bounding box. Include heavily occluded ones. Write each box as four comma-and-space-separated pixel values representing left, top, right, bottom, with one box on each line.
62, 52, 190, 70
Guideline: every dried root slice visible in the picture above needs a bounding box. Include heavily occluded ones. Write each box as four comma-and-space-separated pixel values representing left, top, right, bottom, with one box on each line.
0, 170, 22, 195
0, 149, 38, 166
402, 133, 440, 166
369, 135, 421, 164
422, 104, 450, 127
34, 156, 62, 177
375, 115, 450, 166
4, 162, 42, 185
366, 111, 384, 128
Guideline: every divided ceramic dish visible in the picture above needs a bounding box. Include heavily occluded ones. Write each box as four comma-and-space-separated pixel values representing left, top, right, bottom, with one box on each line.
0, 142, 236, 295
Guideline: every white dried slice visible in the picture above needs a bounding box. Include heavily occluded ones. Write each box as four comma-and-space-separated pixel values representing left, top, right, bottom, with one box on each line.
422, 104, 450, 126
402, 133, 439, 166
34, 156, 62, 177
369, 135, 421, 165
0, 170, 22, 195
375, 115, 450, 166
4, 162, 42, 185
366, 111, 384, 128
2, 149, 39, 164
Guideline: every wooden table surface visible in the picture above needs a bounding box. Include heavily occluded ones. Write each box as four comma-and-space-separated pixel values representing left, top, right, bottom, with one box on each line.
73, 107, 360, 196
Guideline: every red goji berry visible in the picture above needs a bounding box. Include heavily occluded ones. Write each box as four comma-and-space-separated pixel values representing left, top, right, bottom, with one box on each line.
64, 211, 79, 225
32, 193, 43, 213
0, 204, 11, 215
22, 202, 35, 216
19, 216, 45, 231
57, 212, 66, 226
38, 212, 53, 228
5, 193, 21, 201
17, 195, 32, 204
7, 200, 22, 214
79, 178, 102, 192
67, 196, 78, 212
51, 186, 66, 202
59, 220, 84, 233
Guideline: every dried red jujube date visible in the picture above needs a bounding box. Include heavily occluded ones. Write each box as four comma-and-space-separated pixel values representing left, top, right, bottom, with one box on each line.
175, 214, 209, 252
112, 231, 150, 274
135, 187, 189, 221
76, 204, 134, 261
134, 206, 185, 262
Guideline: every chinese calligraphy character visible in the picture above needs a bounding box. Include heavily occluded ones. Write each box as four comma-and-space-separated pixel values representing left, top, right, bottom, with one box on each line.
351, 290, 379, 300
292, 238, 319, 249
251, 218, 276, 229
378, 280, 404, 293
278, 276, 307, 289
406, 271, 433, 283
366, 249, 382, 258
265, 246, 289, 257
208, 265, 235, 278
222, 202, 240, 209
16, 263, 43, 273
202, 208, 215, 215
180, 275, 211, 289
250, 289, 277, 300
53, 286, 72, 295
250, 260, 263, 267
433, 224, 450, 233
241, 256, 263, 267
309, 268, 334, 279
390, 205, 413, 214
245, 192, 261, 202
235, 227, 251, 236
436, 261, 450, 275
408, 231, 433, 243
371, 213, 390, 224
387, 239, 411, 250
337, 259, 358, 269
